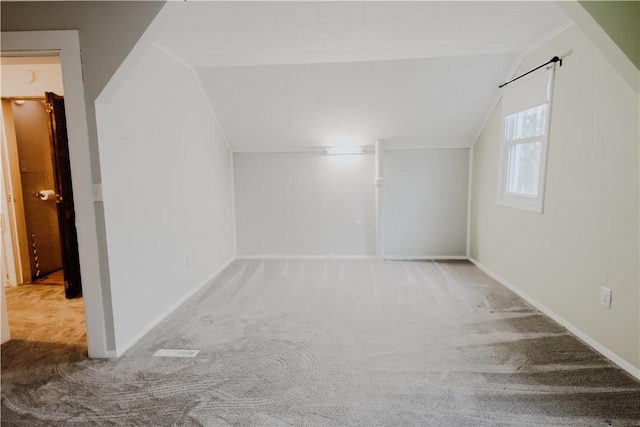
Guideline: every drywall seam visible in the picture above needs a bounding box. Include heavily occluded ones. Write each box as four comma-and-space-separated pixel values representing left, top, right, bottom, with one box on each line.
154, 41, 194, 70
520, 20, 576, 66
470, 54, 523, 149
190, 65, 236, 257
469, 256, 640, 380
114, 256, 236, 358
97, 2, 184, 105
191, 69, 232, 153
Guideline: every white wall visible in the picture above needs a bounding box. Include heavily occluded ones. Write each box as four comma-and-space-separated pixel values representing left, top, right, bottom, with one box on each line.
470, 26, 639, 372
3, 2, 167, 355
96, 44, 235, 353
384, 149, 469, 258
0, 60, 64, 98
234, 152, 375, 257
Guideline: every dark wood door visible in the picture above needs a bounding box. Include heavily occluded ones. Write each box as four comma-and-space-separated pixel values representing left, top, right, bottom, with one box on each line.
46, 92, 82, 299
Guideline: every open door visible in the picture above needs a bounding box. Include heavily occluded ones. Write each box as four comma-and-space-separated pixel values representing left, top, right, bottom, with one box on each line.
45, 92, 82, 299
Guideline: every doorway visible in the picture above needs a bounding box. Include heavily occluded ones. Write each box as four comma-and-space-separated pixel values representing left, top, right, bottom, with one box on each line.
1, 30, 111, 358
1, 54, 85, 354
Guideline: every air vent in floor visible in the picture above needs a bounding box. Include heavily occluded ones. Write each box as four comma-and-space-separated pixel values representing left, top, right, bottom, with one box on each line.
153, 349, 200, 358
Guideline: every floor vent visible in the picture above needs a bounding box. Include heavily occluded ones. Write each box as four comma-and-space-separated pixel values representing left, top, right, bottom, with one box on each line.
153, 349, 200, 358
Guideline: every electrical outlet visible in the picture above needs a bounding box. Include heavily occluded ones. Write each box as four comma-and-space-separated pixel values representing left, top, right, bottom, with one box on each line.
599, 287, 612, 309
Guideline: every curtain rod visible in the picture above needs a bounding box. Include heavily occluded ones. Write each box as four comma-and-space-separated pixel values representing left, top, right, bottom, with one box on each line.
498, 56, 562, 89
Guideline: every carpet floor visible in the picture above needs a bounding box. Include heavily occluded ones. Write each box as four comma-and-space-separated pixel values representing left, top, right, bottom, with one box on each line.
2, 259, 639, 426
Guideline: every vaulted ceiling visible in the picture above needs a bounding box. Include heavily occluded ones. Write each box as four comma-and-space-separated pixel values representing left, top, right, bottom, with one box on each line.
154, 1, 571, 152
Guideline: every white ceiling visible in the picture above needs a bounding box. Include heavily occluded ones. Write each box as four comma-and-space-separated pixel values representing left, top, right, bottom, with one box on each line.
155, 1, 571, 151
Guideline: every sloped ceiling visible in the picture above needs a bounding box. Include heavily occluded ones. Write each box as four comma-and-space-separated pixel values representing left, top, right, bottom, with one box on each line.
155, 1, 571, 152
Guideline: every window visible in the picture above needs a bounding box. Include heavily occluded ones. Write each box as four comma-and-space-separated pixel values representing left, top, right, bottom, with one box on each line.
497, 65, 555, 213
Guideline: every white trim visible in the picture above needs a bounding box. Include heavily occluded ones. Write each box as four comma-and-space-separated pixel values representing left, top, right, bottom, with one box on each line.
114, 256, 235, 357
1, 30, 108, 358
469, 256, 640, 380
384, 255, 468, 261
466, 146, 473, 258
382, 146, 472, 151
496, 66, 556, 215
374, 139, 384, 260
232, 147, 373, 155
233, 148, 332, 154
470, 23, 574, 150
231, 146, 469, 154
236, 255, 375, 260
236, 255, 467, 261
0, 100, 31, 286
230, 151, 238, 258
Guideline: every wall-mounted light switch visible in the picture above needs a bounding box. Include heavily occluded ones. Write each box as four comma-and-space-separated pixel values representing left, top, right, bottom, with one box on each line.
92, 183, 103, 202
599, 287, 612, 309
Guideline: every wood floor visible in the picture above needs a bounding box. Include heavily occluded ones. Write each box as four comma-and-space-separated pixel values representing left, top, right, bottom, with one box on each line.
2, 273, 87, 371
31, 269, 65, 285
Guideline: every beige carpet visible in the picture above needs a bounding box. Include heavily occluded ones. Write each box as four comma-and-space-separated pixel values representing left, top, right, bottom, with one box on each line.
2, 260, 639, 425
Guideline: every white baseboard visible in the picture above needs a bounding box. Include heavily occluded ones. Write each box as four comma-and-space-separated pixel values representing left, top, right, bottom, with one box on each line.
384, 255, 468, 261
236, 255, 375, 260
113, 256, 236, 358
468, 256, 640, 380
235, 255, 468, 261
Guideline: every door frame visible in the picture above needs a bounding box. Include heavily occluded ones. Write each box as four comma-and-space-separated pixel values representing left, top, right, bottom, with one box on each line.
1, 100, 31, 286
2, 31, 109, 358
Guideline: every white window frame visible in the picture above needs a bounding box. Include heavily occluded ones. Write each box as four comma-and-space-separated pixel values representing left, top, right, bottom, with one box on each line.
497, 65, 556, 214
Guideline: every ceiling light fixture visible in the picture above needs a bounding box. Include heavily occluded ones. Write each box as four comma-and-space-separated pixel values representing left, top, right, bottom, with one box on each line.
325, 146, 364, 155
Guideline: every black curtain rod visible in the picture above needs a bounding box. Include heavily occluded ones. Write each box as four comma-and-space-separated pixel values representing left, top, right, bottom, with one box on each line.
498, 56, 562, 89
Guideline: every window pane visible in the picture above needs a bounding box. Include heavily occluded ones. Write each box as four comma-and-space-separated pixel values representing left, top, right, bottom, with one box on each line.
506, 141, 542, 196
504, 104, 547, 141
